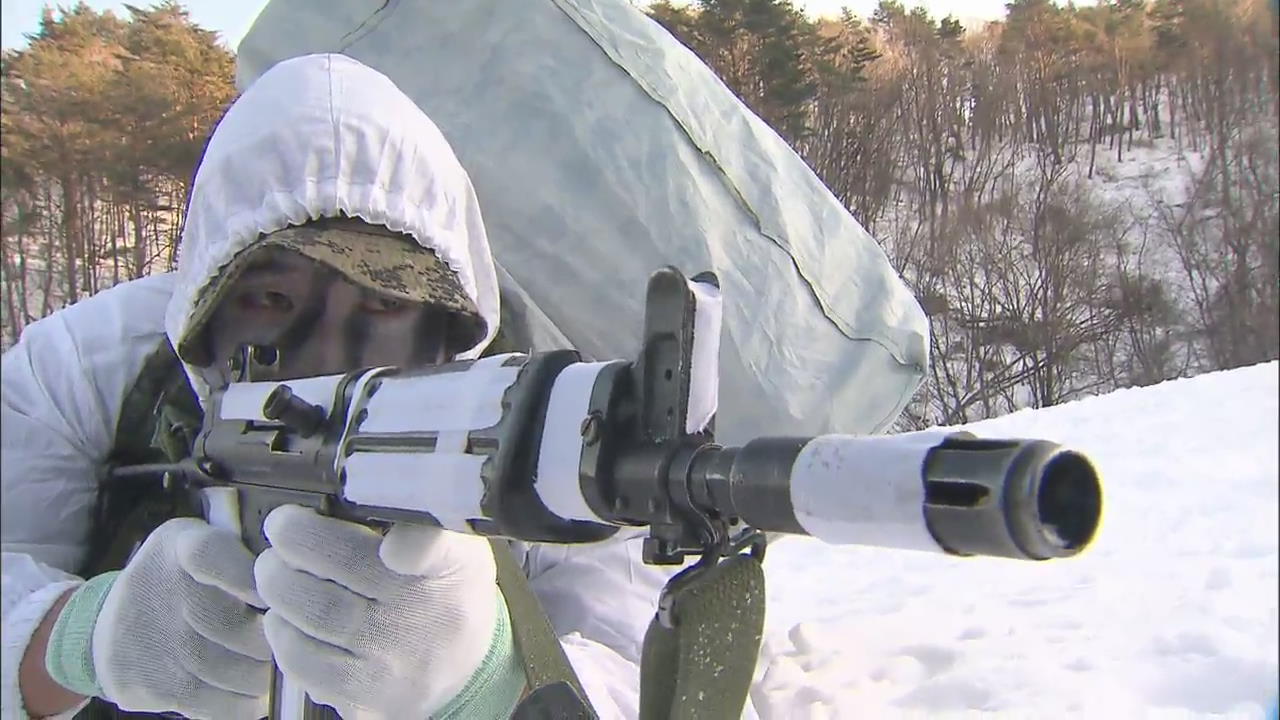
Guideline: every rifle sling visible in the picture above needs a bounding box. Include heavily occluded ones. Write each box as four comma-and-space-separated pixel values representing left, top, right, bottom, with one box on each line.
495, 539, 598, 719
639, 554, 766, 720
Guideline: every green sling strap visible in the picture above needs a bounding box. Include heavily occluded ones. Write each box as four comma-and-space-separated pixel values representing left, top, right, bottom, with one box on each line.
492, 540, 596, 719
639, 554, 767, 720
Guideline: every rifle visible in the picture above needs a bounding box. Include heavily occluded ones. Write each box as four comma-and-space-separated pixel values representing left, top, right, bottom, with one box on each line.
113, 267, 1103, 719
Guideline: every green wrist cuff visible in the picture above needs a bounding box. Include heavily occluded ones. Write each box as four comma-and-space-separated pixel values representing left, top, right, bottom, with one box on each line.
435, 590, 527, 720
45, 572, 119, 697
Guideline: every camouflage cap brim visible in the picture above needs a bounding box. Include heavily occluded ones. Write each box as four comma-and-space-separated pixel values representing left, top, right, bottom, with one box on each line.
179, 218, 484, 365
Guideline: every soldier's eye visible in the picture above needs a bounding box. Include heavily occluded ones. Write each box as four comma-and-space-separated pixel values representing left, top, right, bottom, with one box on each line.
361, 295, 409, 315
237, 290, 294, 313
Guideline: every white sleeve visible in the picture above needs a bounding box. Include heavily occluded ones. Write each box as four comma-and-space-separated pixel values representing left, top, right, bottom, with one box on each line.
1, 274, 175, 719
520, 530, 670, 719
0, 554, 86, 720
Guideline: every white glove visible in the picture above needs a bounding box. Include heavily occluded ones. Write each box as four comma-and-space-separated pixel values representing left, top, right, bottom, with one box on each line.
47, 517, 271, 719
255, 505, 512, 719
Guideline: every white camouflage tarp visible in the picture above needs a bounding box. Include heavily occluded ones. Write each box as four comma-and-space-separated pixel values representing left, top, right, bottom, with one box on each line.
235, 0, 929, 443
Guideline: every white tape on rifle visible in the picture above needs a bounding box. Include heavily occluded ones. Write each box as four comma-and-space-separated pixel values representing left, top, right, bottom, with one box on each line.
277, 680, 308, 720
341, 355, 522, 532
686, 278, 722, 434
535, 361, 615, 524
220, 374, 343, 421
342, 452, 487, 533
201, 487, 241, 534
790, 431, 954, 552
359, 353, 520, 433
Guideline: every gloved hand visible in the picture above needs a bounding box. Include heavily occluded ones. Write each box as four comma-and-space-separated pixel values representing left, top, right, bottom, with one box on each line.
44, 517, 270, 719
255, 505, 525, 719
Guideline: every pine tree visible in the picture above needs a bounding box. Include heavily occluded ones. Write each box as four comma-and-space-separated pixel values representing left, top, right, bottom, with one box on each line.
0, 1, 234, 340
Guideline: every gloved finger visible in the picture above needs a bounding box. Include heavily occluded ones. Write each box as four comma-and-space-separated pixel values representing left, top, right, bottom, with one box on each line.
262, 505, 389, 596
262, 610, 364, 713
108, 658, 268, 720
377, 521, 442, 575
175, 521, 265, 609
132, 516, 208, 564
180, 574, 272, 661
255, 549, 371, 651
173, 626, 273, 698
176, 676, 269, 720
380, 522, 496, 580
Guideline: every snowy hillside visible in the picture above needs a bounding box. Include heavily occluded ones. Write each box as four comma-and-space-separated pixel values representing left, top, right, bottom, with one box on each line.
755, 362, 1279, 719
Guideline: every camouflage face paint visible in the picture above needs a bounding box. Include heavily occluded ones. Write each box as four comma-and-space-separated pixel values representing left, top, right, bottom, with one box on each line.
180, 218, 486, 367
203, 249, 459, 384
272, 268, 336, 360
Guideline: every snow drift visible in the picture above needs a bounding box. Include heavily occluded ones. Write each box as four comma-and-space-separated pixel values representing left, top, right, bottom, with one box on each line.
756, 362, 1279, 718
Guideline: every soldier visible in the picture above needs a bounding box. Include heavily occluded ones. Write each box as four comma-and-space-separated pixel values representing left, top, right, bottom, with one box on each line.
2, 53, 670, 720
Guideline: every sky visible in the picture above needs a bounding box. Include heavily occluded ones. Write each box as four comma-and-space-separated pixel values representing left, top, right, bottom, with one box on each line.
1, 0, 1020, 51
756, 360, 1279, 717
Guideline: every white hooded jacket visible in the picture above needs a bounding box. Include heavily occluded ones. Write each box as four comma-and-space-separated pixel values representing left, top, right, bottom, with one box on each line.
1, 54, 697, 720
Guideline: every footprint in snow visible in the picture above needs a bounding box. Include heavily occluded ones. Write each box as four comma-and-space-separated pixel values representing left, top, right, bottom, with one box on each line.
1150, 631, 1219, 658
893, 679, 996, 712
899, 644, 960, 676
1147, 655, 1276, 714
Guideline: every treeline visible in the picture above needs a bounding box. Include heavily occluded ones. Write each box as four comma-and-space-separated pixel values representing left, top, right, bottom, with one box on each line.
652, 0, 1278, 426
1, 1, 1276, 427
1, 2, 235, 338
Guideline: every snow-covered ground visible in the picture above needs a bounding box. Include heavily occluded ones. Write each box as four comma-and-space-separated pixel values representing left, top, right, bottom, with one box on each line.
756, 362, 1279, 718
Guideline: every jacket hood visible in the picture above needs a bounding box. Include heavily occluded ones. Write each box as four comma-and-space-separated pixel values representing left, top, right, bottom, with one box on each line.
166, 53, 500, 397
